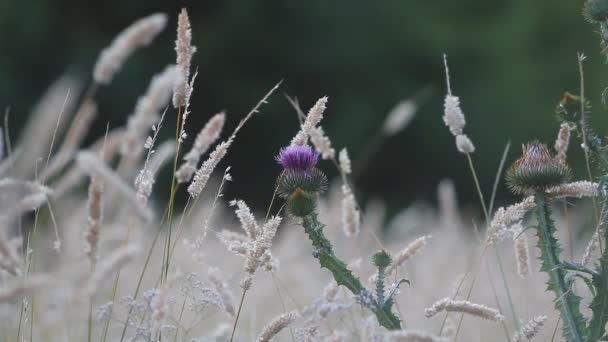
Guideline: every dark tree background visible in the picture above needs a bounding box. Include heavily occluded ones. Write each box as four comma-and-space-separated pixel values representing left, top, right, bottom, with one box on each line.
1, 0, 606, 216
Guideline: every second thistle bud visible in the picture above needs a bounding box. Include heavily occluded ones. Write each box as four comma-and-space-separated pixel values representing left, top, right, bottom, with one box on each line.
372, 250, 392, 268
506, 141, 570, 195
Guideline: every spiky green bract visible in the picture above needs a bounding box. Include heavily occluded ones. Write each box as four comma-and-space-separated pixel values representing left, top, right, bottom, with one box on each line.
287, 188, 317, 217
584, 0, 608, 22
277, 168, 328, 199
534, 193, 587, 342
506, 142, 570, 195
300, 213, 402, 330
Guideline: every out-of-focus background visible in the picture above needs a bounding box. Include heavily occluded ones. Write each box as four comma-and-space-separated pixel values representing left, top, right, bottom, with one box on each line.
0, 0, 605, 216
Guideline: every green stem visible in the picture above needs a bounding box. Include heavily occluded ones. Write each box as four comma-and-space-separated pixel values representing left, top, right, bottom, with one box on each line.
534, 192, 586, 342
229, 290, 247, 342
301, 213, 401, 330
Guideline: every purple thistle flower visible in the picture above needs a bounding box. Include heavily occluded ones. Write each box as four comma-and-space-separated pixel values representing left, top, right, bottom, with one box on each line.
276, 145, 319, 172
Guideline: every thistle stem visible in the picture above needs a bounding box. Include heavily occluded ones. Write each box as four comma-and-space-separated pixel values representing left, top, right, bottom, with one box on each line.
301, 213, 401, 330
534, 192, 585, 342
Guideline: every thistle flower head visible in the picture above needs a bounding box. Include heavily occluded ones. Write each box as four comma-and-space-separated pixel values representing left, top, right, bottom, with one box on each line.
276, 145, 319, 172
506, 141, 570, 195
275, 145, 327, 217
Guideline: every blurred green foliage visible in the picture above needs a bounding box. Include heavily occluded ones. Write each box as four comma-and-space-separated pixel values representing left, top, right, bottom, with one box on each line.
0, 0, 607, 217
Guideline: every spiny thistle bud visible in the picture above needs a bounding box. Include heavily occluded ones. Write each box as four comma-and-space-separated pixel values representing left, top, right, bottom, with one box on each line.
584, 0, 608, 22
275, 145, 327, 217
372, 250, 392, 268
506, 141, 570, 195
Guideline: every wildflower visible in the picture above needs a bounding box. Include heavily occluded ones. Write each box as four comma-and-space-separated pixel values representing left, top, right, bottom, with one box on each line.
275, 145, 319, 172
506, 141, 570, 195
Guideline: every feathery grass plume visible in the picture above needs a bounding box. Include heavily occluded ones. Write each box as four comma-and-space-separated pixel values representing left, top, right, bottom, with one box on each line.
135, 140, 175, 204
12, 75, 81, 178
341, 184, 360, 237
339, 148, 352, 174
0, 274, 50, 304
41, 99, 98, 182
512, 224, 531, 278
382, 99, 417, 136
455, 134, 475, 154
554, 122, 574, 164
230, 199, 260, 239
173, 8, 195, 109
208, 267, 236, 316
385, 330, 448, 342
424, 298, 505, 321
176, 112, 226, 183
84, 177, 103, 262
310, 126, 335, 159
189, 81, 281, 197
437, 179, 460, 226
93, 13, 168, 85
442, 55, 465, 136
84, 244, 139, 297
122, 65, 177, 157
512, 315, 547, 342
241, 215, 282, 290
290, 97, 328, 146
545, 181, 600, 198
0, 179, 53, 218
386, 235, 431, 276
256, 310, 298, 342
487, 196, 535, 244
582, 207, 608, 266
75, 151, 153, 221
188, 140, 231, 198
52, 128, 124, 197
150, 276, 176, 335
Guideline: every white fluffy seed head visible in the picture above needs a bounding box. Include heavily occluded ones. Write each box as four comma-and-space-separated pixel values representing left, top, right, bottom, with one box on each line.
382, 99, 417, 136
256, 311, 298, 342
455, 134, 475, 154
341, 184, 360, 237
546, 181, 600, 199
339, 148, 352, 174
94, 13, 168, 84
310, 126, 335, 159
487, 196, 535, 245
173, 8, 195, 108
554, 122, 574, 164
291, 97, 328, 146
443, 95, 466, 136
512, 315, 548, 342
425, 298, 504, 321
187, 140, 232, 198
513, 224, 531, 279
176, 112, 226, 183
